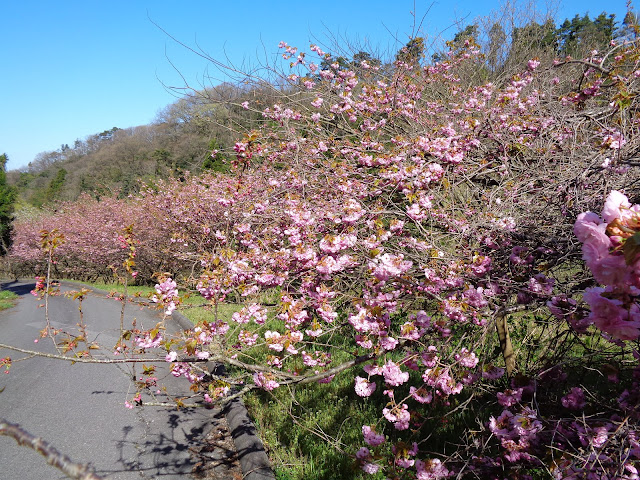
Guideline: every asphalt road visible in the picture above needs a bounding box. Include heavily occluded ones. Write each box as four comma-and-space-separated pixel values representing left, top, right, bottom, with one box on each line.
0, 280, 228, 480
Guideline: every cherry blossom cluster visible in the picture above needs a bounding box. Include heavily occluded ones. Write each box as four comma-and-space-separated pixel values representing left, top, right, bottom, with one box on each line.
574, 190, 640, 340
152, 277, 179, 316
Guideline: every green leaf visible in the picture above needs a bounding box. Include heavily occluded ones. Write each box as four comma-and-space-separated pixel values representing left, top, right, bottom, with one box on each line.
623, 232, 640, 265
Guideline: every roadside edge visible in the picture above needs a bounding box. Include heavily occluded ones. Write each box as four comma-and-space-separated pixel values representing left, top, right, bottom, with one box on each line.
172, 310, 275, 480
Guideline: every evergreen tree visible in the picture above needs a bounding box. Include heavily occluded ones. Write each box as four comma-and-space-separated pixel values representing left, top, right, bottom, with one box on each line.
452, 24, 479, 45
31, 167, 68, 206
556, 13, 616, 56
352, 51, 380, 68
396, 37, 426, 64
202, 139, 228, 173
0, 153, 16, 255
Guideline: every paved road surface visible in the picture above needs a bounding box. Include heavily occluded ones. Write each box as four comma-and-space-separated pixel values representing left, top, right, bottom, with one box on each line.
0, 281, 235, 480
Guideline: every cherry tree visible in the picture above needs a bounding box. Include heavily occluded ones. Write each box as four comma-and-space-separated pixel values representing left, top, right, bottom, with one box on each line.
6, 33, 640, 479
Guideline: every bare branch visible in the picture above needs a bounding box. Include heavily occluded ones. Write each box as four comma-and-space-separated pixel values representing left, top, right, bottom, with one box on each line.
0, 343, 206, 365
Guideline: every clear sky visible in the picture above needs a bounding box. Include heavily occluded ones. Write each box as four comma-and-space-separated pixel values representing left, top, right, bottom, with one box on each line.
0, 0, 632, 171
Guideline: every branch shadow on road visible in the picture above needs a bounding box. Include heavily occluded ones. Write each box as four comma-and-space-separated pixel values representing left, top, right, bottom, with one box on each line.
91, 406, 240, 479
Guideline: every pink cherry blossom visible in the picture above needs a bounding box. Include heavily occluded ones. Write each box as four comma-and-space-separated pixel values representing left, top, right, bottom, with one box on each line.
455, 348, 479, 368
383, 403, 410, 430
355, 376, 376, 397
602, 190, 631, 223
253, 372, 280, 391
561, 387, 586, 410
382, 360, 409, 386
415, 458, 449, 479
362, 425, 385, 446
497, 388, 523, 407
584, 287, 640, 340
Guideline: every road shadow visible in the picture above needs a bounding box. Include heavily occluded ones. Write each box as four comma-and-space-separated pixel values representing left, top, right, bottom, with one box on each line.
1, 280, 36, 297
90, 390, 121, 395
90, 406, 240, 479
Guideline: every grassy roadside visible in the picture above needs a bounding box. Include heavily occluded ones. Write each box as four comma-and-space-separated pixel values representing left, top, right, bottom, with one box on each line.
0, 290, 18, 310
243, 365, 386, 480
64, 279, 159, 300
64, 279, 242, 325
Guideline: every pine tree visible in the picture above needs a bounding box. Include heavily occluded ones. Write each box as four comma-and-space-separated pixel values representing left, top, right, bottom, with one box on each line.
0, 153, 16, 255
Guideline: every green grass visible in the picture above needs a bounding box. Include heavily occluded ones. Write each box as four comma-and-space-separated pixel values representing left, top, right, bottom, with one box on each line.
64, 279, 242, 325
0, 290, 18, 310
65, 279, 194, 303
240, 340, 502, 480
238, 301, 640, 480
244, 362, 385, 480
179, 302, 242, 324
65, 279, 157, 297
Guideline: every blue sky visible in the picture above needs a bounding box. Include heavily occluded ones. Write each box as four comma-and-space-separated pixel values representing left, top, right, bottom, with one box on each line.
0, 0, 632, 171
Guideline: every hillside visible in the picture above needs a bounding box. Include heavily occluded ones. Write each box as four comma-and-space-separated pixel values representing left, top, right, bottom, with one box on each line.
7, 84, 268, 206
6, 10, 624, 210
